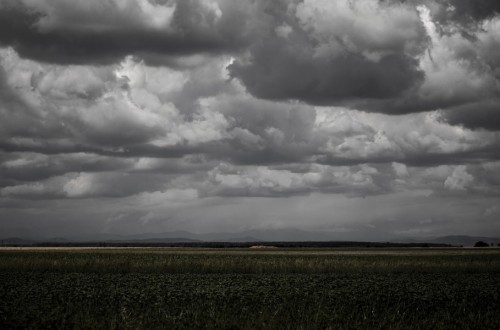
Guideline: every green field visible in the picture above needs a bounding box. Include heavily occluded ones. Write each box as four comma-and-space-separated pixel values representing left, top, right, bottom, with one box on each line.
1, 247, 499, 329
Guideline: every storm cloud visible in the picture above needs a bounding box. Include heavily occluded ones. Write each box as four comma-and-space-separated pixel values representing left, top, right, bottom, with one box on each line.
0, 0, 252, 65
0, 0, 499, 240
229, 0, 428, 104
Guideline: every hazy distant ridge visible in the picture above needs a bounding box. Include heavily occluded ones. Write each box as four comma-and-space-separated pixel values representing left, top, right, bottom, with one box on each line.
2, 230, 499, 246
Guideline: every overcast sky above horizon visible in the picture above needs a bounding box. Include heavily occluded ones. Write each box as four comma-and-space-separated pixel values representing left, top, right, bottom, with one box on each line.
0, 0, 499, 240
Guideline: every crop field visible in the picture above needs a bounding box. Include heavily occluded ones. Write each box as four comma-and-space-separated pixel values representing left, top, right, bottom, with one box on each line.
1, 247, 499, 329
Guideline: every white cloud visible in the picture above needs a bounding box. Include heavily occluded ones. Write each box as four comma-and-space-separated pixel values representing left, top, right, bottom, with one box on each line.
275, 24, 293, 39
296, 0, 426, 60
315, 108, 496, 161
202, 163, 383, 197
444, 165, 474, 191
413, 5, 500, 111
392, 162, 409, 178
63, 173, 95, 198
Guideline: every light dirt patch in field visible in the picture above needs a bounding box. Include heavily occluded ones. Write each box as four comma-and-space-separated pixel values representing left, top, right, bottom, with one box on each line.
249, 245, 277, 249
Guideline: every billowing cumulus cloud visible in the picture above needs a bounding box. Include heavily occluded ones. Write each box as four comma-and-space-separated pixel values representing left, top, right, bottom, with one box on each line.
227, 0, 500, 121
1, 0, 500, 240
198, 162, 384, 198
0, 50, 234, 156
229, 0, 427, 104
443, 165, 473, 191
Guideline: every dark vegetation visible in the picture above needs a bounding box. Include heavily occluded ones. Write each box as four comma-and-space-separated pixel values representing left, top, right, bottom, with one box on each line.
1, 248, 499, 329
474, 240, 490, 247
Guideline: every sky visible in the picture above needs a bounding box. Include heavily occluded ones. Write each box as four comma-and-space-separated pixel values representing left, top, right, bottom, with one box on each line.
0, 0, 499, 241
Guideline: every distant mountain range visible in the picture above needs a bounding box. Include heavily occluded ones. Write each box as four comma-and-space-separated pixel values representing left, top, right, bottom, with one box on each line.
410, 235, 500, 247
1, 229, 499, 246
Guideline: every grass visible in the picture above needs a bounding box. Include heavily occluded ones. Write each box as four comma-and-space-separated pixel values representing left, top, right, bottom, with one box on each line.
1, 247, 499, 329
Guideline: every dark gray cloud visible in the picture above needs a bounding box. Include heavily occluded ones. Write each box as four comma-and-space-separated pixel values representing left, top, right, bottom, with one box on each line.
0, 139, 204, 161
227, 0, 500, 118
0, 151, 217, 189
215, 97, 318, 164
442, 100, 500, 131
229, 0, 428, 106
0, 0, 250, 65
435, 0, 500, 24
0, 152, 134, 186
0, 171, 171, 200
230, 51, 425, 105
386, 0, 500, 24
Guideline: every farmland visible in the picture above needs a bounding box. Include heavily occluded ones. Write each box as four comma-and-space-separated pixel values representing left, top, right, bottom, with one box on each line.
1, 247, 500, 329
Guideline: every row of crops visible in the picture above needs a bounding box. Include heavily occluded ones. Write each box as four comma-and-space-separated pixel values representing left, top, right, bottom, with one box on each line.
1, 248, 499, 329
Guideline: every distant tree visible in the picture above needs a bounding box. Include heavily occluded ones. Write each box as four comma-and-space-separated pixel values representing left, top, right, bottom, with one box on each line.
474, 241, 489, 247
